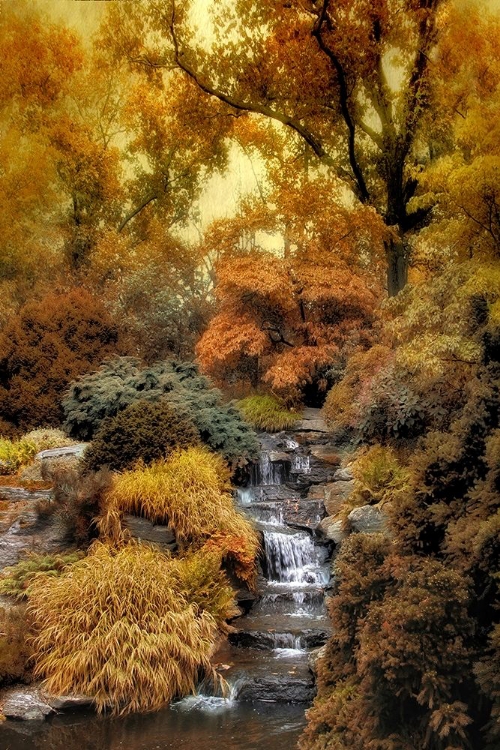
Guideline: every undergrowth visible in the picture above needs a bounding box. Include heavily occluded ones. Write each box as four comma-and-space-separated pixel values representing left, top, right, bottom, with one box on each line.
0, 552, 84, 601
28, 541, 233, 715
104, 446, 259, 586
237, 395, 300, 432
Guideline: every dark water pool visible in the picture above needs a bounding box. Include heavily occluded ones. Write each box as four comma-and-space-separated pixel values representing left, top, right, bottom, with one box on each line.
0, 699, 307, 750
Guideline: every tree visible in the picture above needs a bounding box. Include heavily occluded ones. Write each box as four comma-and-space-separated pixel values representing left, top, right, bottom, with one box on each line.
0, 289, 125, 432
107, 0, 458, 295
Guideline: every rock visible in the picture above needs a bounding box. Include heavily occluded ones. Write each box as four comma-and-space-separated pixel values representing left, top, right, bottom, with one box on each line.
333, 466, 354, 482
0, 487, 53, 503
237, 674, 315, 703
309, 445, 342, 465
318, 517, 346, 546
308, 644, 327, 675
324, 481, 354, 517
268, 451, 292, 463
348, 505, 387, 534
122, 515, 177, 551
36, 444, 88, 462
293, 431, 330, 445
0, 511, 67, 571
229, 628, 329, 650
3, 687, 54, 721
42, 692, 94, 710
295, 418, 329, 433
307, 484, 327, 501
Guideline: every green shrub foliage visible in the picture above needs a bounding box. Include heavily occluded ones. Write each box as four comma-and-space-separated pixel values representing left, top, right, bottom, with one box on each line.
63, 358, 259, 466
0, 289, 124, 431
84, 399, 199, 472
237, 395, 300, 432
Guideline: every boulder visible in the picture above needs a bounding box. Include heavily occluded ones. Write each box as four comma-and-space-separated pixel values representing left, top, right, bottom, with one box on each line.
348, 505, 387, 534
2, 688, 54, 721
324, 480, 354, 516
36, 444, 88, 462
122, 515, 177, 551
333, 466, 354, 482
309, 445, 342, 465
268, 451, 292, 463
308, 644, 328, 675
318, 517, 346, 546
42, 692, 94, 710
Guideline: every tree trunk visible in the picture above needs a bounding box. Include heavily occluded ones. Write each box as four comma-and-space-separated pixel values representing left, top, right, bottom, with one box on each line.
385, 234, 408, 297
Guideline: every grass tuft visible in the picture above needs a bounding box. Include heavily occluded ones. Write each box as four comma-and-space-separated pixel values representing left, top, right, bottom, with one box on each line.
106, 446, 259, 586
237, 395, 300, 432
0, 552, 84, 601
28, 541, 233, 715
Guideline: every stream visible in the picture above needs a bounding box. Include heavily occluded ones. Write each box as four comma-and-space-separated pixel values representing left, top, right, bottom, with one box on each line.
0, 412, 335, 750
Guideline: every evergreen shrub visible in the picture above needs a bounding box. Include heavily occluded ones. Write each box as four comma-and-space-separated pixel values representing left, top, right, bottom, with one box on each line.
83, 400, 199, 472
63, 358, 259, 466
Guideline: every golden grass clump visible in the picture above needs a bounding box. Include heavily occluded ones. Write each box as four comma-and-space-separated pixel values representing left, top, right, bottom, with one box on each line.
28, 541, 229, 715
107, 446, 259, 586
237, 395, 300, 432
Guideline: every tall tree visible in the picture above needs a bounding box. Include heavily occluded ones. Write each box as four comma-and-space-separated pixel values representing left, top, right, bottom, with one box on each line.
108, 0, 452, 294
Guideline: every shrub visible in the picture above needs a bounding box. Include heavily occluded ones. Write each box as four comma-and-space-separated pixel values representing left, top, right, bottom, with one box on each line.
63, 358, 259, 467
0, 552, 83, 601
237, 395, 300, 432
0, 604, 32, 685
22, 428, 77, 452
0, 289, 125, 431
83, 400, 199, 472
37, 465, 113, 547
0, 436, 37, 474
106, 446, 259, 586
28, 541, 231, 715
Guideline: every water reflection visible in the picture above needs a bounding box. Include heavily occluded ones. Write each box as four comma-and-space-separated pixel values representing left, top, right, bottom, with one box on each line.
0, 702, 306, 750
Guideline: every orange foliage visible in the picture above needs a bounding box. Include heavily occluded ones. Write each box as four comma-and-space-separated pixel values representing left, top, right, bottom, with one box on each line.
0, 289, 126, 432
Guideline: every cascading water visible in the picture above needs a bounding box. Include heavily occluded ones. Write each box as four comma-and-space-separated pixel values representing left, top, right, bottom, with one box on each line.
223, 427, 332, 701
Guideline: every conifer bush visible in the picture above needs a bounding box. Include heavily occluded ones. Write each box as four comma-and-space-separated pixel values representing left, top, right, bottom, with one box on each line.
63, 357, 259, 467
237, 395, 300, 432
83, 399, 199, 472
28, 542, 233, 715
0, 289, 125, 431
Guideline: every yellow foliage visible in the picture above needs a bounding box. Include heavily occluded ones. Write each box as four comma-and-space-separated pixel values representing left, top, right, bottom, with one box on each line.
107, 447, 259, 586
28, 541, 232, 715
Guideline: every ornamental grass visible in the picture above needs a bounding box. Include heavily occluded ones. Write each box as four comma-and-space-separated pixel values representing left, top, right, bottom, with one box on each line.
106, 446, 259, 586
28, 541, 231, 715
237, 395, 300, 432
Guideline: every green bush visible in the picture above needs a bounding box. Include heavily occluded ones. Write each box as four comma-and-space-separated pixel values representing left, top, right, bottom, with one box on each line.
0, 552, 83, 601
83, 400, 199, 472
63, 358, 259, 467
237, 395, 300, 432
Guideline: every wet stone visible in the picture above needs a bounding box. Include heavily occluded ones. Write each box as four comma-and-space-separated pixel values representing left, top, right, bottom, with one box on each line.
122, 515, 177, 551
3, 688, 54, 721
